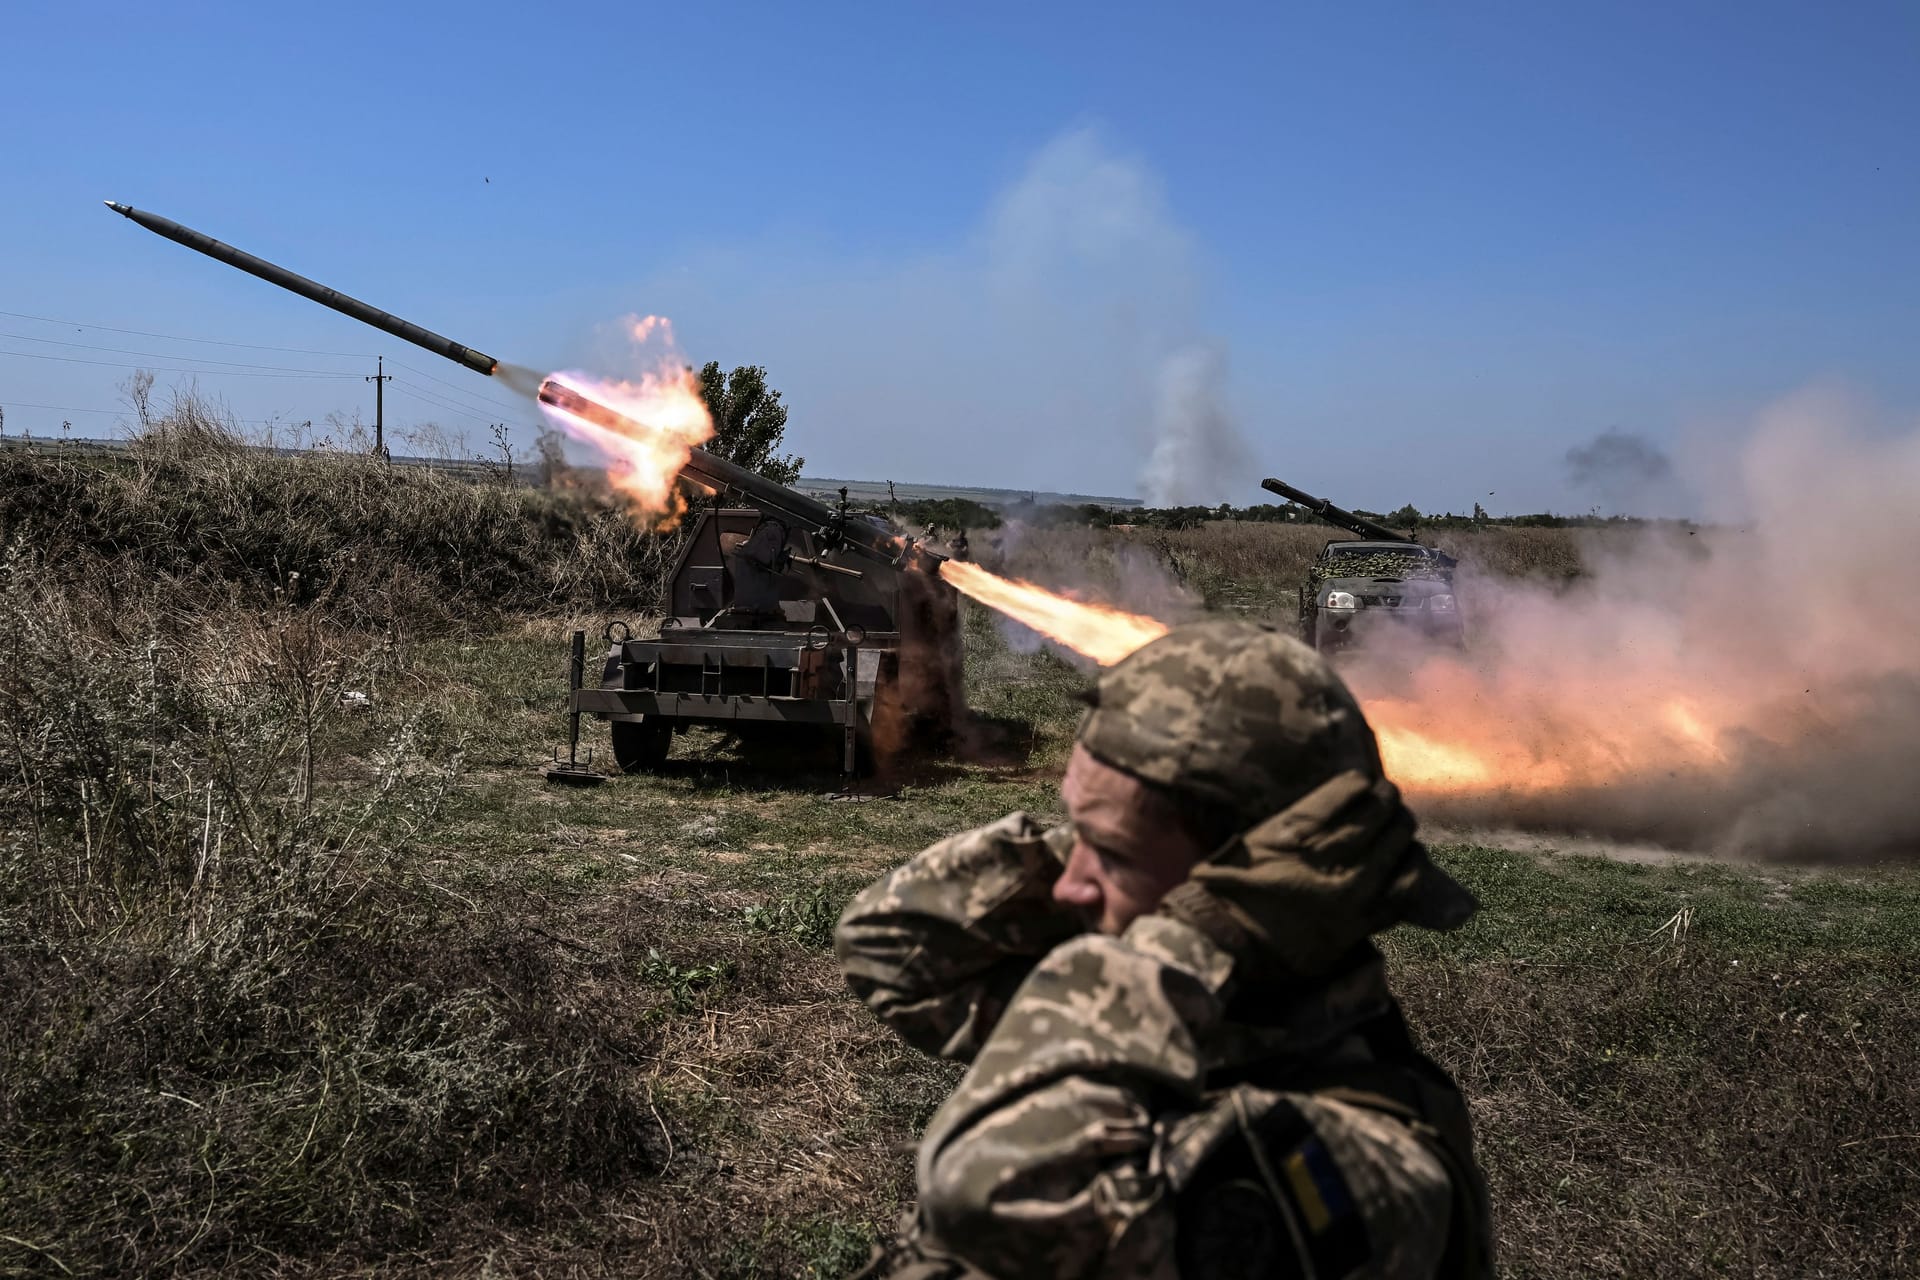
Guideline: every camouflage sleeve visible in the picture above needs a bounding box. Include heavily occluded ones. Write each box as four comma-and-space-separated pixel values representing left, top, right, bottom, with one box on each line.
908, 915, 1237, 1279
835, 811, 1084, 1062
1163, 1090, 1457, 1280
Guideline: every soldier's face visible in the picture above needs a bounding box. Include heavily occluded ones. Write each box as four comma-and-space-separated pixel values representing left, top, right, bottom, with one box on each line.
1055, 744, 1209, 934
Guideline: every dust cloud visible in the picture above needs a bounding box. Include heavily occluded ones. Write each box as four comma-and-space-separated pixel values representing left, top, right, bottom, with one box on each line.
973, 389, 1920, 863
1349, 389, 1920, 863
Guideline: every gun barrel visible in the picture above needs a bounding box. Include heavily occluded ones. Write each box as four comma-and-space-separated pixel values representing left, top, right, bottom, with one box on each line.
103, 201, 498, 377
1260, 477, 1413, 544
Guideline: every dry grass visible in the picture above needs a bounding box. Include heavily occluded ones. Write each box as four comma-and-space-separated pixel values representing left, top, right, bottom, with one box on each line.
1387, 848, 1920, 1280
1147, 520, 1598, 588
4, 429, 1916, 1278
1420, 954, 1920, 1278
0, 392, 682, 633
978, 519, 1600, 631
1427, 525, 1590, 582
0, 560, 680, 1275
0, 401, 690, 1276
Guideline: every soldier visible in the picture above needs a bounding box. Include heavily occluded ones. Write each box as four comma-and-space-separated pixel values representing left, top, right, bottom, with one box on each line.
836, 620, 1492, 1279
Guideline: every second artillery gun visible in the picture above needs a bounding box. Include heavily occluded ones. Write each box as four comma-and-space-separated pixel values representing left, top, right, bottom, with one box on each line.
1260, 478, 1463, 653
540, 384, 962, 775
106, 199, 964, 778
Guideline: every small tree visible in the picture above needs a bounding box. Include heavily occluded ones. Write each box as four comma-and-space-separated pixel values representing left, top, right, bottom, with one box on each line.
485, 422, 515, 484
696, 362, 803, 486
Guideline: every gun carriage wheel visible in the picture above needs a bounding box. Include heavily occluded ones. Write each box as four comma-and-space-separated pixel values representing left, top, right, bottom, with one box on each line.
611, 718, 675, 773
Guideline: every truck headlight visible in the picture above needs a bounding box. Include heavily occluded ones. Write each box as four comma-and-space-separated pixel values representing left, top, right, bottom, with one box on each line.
1429, 594, 1455, 612
1326, 591, 1358, 610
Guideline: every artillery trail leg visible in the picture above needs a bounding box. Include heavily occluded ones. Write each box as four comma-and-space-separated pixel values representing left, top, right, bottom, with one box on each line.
842, 641, 860, 775
544, 629, 605, 785
567, 629, 586, 765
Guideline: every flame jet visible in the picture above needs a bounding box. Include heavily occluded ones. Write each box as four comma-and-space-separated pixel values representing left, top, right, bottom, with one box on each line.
103, 201, 499, 377
536, 377, 925, 567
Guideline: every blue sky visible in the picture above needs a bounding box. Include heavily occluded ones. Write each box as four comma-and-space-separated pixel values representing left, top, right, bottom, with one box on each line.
3, 1, 1915, 513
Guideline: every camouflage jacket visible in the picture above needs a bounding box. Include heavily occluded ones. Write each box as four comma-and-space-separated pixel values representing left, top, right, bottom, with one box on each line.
837, 812, 1483, 1280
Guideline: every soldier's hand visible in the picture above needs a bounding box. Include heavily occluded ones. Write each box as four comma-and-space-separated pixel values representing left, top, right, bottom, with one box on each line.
1157, 770, 1468, 983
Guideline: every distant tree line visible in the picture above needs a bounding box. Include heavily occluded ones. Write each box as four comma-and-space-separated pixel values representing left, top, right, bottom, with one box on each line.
890, 496, 1005, 531
846, 496, 1685, 536
674, 362, 1678, 534
1051, 501, 1684, 532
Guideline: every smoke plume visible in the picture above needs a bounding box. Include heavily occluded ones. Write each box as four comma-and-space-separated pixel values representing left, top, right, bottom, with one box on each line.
1350, 390, 1920, 862
980, 129, 1255, 506
631, 126, 1254, 502
1142, 344, 1256, 507
1564, 429, 1679, 513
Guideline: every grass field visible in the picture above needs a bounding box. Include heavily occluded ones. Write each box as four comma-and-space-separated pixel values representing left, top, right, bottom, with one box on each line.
3, 422, 1916, 1277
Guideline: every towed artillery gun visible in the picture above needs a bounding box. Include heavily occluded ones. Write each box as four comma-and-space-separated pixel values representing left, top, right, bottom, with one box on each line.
1260, 478, 1462, 653
103, 200, 964, 779
550, 413, 962, 776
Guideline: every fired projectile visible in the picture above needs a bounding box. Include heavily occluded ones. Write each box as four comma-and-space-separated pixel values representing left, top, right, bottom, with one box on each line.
103, 201, 498, 377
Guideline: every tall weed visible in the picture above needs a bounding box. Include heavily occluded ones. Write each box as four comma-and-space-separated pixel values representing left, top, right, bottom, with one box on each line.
0, 552, 659, 1274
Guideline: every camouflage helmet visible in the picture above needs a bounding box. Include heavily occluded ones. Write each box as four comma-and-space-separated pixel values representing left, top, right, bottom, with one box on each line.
1079, 619, 1476, 958
1077, 619, 1381, 828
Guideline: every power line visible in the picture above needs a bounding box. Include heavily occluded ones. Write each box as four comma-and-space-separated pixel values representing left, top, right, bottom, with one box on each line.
0, 347, 358, 379
0, 329, 362, 374
0, 401, 285, 425
390, 379, 540, 429
389, 378, 494, 420
1, 306, 547, 427
1, 307, 549, 417
0, 308, 375, 358
388, 378, 513, 427
386, 357, 529, 417
1, 375, 521, 430
0, 401, 130, 415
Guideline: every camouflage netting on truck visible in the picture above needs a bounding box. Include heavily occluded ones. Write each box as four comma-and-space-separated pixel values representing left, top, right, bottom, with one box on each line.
1311, 550, 1452, 583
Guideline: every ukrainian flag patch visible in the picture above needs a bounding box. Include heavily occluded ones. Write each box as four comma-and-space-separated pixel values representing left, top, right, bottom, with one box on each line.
1279, 1136, 1369, 1277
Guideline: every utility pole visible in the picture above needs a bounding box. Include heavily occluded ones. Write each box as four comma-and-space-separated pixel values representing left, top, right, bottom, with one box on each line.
366, 356, 392, 458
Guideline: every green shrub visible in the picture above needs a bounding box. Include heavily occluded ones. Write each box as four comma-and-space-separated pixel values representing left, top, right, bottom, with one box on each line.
743, 881, 863, 951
